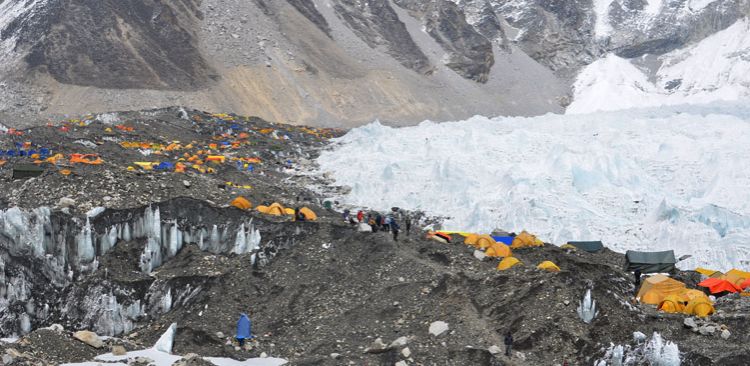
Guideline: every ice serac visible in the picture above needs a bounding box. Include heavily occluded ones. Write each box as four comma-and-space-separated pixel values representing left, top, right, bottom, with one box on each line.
0, 198, 284, 337
317, 104, 750, 272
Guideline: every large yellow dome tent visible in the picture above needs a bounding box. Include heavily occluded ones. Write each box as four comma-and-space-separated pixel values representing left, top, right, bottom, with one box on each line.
298, 207, 318, 221
636, 274, 686, 305
257, 202, 289, 216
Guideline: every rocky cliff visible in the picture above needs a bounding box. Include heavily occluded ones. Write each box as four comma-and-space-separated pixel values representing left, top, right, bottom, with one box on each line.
0, 0, 747, 126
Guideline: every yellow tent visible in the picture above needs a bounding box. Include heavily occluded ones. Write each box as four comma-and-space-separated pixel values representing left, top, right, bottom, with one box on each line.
560, 244, 577, 250
724, 269, 750, 286
299, 207, 317, 221
485, 242, 511, 258
230, 196, 252, 210
511, 231, 544, 249
684, 298, 714, 318
636, 274, 686, 305
537, 261, 560, 272
284, 208, 296, 215
658, 294, 686, 313
464, 234, 480, 246
641, 290, 664, 305
497, 257, 521, 271
695, 267, 719, 277
257, 202, 287, 216
682, 289, 710, 302
464, 234, 496, 249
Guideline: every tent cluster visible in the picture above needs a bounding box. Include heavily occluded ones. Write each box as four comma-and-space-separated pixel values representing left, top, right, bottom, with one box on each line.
694, 268, 750, 295
636, 274, 715, 317
428, 230, 560, 273
229, 197, 317, 221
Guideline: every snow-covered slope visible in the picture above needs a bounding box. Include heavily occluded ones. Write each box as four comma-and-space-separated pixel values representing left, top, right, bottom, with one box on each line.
317, 104, 750, 271
569, 18, 750, 114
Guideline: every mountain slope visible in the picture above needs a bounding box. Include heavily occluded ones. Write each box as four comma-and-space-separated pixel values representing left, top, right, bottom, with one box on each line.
0, 0, 748, 126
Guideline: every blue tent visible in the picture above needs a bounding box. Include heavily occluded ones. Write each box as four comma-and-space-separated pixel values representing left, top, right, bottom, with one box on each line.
492, 236, 514, 245
236, 313, 252, 340
155, 162, 175, 171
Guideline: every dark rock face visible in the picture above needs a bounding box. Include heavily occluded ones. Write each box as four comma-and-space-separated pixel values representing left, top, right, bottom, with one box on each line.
23, 0, 215, 90
331, 0, 433, 74
394, 0, 495, 83
285, 0, 332, 38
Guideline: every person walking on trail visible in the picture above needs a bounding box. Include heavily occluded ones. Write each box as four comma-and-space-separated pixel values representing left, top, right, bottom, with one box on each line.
357, 210, 364, 223
342, 209, 351, 223
391, 219, 400, 242
236, 313, 253, 347
404, 214, 412, 236
634, 269, 642, 288
504, 331, 513, 357
375, 213, 383, 232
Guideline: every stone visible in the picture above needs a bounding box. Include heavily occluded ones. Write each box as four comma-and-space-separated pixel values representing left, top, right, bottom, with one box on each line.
429, 321, 449, 336
389, 336, 409, 347
698, 325, 716, 335
111, 345, 127, 356
401, 347, 412, 358
683, 317, 697, 329
183, 180, 191, 188
395, 361, 408, 366
260, 352, 268, 358
563, 300, 570, 306
473, 250, 487, 260
58, 197, 76, 208
44, 324, 64, 333
364, 338, 389, 354
215, 331, 224, 338
330, 353, 342, 359
488, 345, 502, 354
721, 329, 731, 339
73, 330, 104, 348
2, 354, 13, 364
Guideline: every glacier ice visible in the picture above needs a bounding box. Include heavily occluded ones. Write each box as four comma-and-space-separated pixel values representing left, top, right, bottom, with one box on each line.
577, 289, 598, 324
597, 332, 680, 366
153, 323, 177, 353
316, 105, 750, 271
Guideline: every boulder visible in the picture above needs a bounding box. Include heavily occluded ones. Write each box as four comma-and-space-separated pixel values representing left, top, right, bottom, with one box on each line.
721, 329, 731, 340
58, 197, 76, 208
402, 347, 412, 358
683, 317, 697, 330
429, 321, 449, 337
364, 338, 390, 354
73, 330, 104, 348
330, 353, 342, 359
473, 250, 487, 261
111, 345, 127, 356
488, 345, 502, 354
389, 336, 409, 348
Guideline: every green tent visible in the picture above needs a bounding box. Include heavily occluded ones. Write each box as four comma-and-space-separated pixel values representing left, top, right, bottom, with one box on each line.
567, 241, 604, 253
625, 250, 676, 273
12, 164, 44, 180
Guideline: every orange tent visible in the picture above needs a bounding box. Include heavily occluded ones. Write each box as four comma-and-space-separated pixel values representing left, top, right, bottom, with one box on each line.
740, 278, 750, 290
723, 269, 750, 287
70, 154, 103, 165
510, 231, 544, 248
658, 294, 686, 313
698, 278, 741, 294
485, 242, 511, 258
230, 196, 252, 210
298, 207, 317, 221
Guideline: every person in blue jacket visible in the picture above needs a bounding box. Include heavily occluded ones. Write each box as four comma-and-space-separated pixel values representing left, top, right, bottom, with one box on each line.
236, 313, 253, 346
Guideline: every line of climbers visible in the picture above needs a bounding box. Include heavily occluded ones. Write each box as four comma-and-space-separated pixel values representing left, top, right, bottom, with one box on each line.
341, 208, 412, 242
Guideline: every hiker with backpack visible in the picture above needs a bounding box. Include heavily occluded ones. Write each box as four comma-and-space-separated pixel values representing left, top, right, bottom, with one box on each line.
391, 219, 400, 242
504, 331, 513, 357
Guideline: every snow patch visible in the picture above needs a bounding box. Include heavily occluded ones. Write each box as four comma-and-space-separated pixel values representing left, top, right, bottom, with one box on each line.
570, 19, 750, 114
